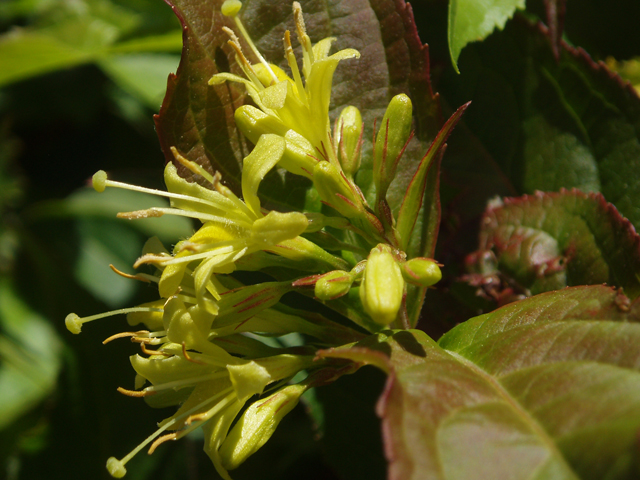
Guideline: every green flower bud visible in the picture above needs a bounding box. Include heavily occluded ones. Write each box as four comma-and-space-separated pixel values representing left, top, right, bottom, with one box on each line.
313, 161, 363, 218
360, 244, 404, 326
219, 384, 306, 470
334, 106, 363, 177
373, 94, 413, 196
401, 257, 442, 287
315, 270, 354, 300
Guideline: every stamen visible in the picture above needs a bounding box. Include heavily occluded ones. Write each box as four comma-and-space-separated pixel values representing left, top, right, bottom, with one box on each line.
106, 387, 235, 476
117, 386, 155, 398
117, 208, 164, 219
170, 147, 216, 185
103, 331, 152, 345
143, 370, 228, 394
293, 2, 314, 76
118, 207, 253, 228
147, 391, 238, 455
140, 343, 168, 356
134, 245, 240, 269
110, 264, 152, 282
284, 30, 307, 104
148, 433, 178, 454
223, 27, 265, 89
182, 342, 206, 365
91, 170, 229, 212
65, 308, 163, 335
221, 1, 278, 84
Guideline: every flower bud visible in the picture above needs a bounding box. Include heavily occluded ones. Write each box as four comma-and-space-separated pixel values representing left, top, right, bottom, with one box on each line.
334, 106, 363, 177
315, 270, 354, 300
401, 257, 442, 287
359, 244, 404, 326
373, 94, 413, 196
219, 384, 305, 470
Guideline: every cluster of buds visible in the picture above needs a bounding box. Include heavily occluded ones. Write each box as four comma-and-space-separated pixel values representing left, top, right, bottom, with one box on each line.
66, 1, 447, 477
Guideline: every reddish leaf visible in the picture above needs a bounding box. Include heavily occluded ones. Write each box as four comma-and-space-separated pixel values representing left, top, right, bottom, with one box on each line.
465, 189, 640, 300
321, 286, 640, 479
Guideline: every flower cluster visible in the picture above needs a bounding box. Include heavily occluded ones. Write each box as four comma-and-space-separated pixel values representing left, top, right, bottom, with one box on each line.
66, 1, 443, 478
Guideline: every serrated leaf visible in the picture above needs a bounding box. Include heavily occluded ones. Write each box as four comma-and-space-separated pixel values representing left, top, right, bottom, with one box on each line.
439, 18, 640, 230
447, 0, 525, 73
322, 285, 640, 479
466, 190, 640, 299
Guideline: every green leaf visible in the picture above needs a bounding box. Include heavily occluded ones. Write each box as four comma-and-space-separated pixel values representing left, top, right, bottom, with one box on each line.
28, 187, 193, 306
98, 53, 180, 110
439, 18, 640, 230
0, 30, 96, 86
322, 285, 640, 479
0, 0, 181, 93
465, 190, 640, 299
447, 0, 525, 73
0, 278, 63, 430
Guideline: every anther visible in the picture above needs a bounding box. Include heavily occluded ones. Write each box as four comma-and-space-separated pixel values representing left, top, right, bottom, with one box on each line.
148, 433, 178, 454
117, 208, 164, 220
117, 386, 155, 398
103, 331, 151, 345
109, 264, 151, 282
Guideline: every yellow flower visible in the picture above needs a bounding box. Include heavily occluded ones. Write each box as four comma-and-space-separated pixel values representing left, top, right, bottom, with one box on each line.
210, 1, 360, 169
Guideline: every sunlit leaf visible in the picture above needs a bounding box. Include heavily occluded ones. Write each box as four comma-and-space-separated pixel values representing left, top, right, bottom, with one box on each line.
322, 286, 640, 479
0, 278, 63, 430
447, 0, 525, 73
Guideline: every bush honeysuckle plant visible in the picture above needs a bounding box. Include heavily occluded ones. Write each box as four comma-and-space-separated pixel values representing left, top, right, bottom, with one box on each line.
29, 0, 639, 478
65, 2, 460, 477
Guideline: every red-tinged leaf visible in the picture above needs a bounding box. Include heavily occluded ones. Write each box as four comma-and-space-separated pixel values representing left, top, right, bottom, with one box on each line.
321, 285, 640, 479
394, 102, 467, 328
439, 17, 640, 230
156, 0, 441, 215
466, 189, 640, 300
543, 0, 566, 59
397, 101, 469, 253
403, 152, 442, 328
155, 0, 245, 191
